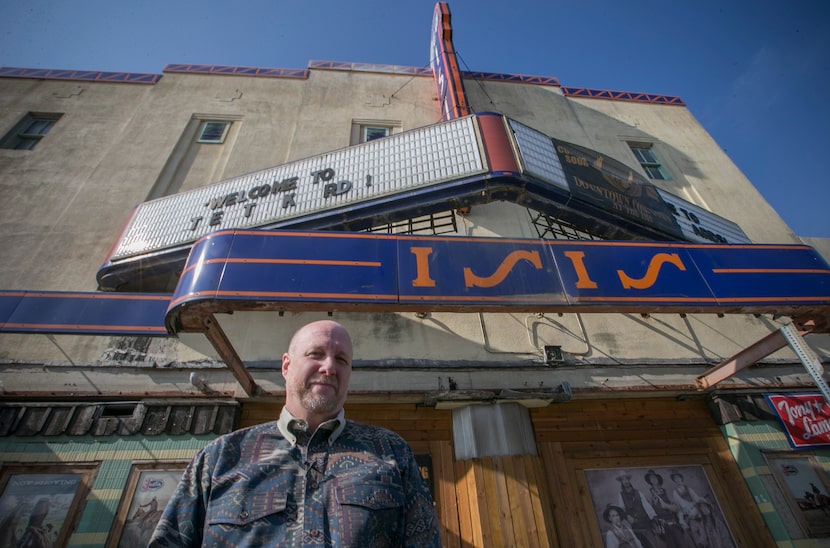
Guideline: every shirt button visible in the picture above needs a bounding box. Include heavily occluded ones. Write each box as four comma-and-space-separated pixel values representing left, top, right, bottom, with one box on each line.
239, 511, 249, 520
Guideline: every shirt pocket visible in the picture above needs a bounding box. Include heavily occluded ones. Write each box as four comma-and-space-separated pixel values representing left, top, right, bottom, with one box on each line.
336, 480, 404, 511
336, 480, 405, 544
206, 490, 288, 527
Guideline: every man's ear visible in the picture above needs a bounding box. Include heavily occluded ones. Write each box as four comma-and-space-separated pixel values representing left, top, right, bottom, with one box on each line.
281, 352, 290, 379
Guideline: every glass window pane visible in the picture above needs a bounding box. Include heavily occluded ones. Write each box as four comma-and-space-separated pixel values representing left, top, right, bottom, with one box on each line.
24, 119, 55, 136
198, 121, 230, 143
15, 138, 38, 150
645, 165, 665, 180
21, 119, 55, 135
633, 147, 657, 164
363, 126, 389, 142
629, 143, 669, 180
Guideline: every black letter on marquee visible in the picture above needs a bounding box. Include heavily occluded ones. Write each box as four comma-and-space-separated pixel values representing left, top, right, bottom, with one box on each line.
311, 168, 335, 184
209, 211, 224, 226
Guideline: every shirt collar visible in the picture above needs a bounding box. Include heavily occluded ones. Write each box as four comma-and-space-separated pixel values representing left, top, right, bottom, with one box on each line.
277, 407, 346, 446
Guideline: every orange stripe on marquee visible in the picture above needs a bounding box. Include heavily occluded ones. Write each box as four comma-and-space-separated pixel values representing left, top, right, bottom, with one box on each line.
569, 296, 718, 303
0, 291, 170, 301
2, 323, 167, 332
208, 291, 397, 300
399, 294, 568, 303
229, 230, 399, 240
222, 258, 382, 267
181, 257, 382, 275
572, 295, 829, 304
714, 296, 830, 303
167, 291, 398, 309
712, 268, 830, 274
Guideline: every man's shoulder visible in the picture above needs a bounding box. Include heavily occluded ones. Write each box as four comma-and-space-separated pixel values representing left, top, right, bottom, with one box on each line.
205, 420, 280, 450
342, 419, 410, 447
344, 419, 399, 435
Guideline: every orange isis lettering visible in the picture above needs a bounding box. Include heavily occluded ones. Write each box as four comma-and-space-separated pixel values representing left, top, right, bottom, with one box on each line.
464, 250, 542, 288
410, 247, 436, 287
617, 253, 686, 289
563, 251, 598, 289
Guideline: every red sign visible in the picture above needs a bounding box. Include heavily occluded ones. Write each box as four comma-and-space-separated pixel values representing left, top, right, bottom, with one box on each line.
766, 394, 830, 448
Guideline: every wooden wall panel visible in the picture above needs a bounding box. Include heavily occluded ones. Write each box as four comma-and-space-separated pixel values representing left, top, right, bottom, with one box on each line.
239, 399, 772, 547
453, 454, 556, 547
532, 398, 774, 548
454, 458, 479, 547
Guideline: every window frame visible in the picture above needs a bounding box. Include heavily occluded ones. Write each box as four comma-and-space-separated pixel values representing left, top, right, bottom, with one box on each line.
764, 451, 830, 538
196, 120, 231, 144
0, 112, 63, 150
362, 125, 390, 142
628, 142, 670, 181
350, 119, 401, 145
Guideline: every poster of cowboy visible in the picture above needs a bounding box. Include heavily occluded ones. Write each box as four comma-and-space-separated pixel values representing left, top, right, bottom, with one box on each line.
107, 463, 186, 548
0, 470, 86, 547
584, 465, 736, 548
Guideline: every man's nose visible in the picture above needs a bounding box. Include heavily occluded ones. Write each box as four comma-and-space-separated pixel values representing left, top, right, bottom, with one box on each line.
318, 355, 337, 375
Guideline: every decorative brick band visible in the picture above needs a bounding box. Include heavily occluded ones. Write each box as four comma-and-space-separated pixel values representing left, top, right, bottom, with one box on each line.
0, 66, 160, 84
1, 64, 686, 105
309, 60, 433, 76
562, 86, 685, 106
463, 70, 560, 86
163, 64, 308, 79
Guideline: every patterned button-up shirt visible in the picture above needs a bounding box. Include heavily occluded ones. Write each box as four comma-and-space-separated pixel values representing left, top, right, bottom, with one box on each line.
149, 408, 441, 547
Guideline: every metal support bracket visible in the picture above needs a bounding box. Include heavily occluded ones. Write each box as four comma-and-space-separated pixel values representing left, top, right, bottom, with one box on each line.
779, 322, 830, 403
697, 323, 829, 404
203, 313, 261, 397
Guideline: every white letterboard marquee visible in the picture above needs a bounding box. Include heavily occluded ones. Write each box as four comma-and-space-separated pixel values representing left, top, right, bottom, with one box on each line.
111, 116, 485, 260
107, 113, 750, 269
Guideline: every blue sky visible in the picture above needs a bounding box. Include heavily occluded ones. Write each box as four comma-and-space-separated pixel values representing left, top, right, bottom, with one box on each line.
2, 0, 828, 238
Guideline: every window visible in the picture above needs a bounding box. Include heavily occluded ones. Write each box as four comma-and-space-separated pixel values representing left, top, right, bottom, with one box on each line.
0, 112, 62, 150
362, 126, 390, 142
629, 143, 669, 180
350, 120, 400, 145
197, 120, 231, 144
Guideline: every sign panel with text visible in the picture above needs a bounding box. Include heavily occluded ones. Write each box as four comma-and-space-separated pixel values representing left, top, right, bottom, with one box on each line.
165, 231, 830, 332
767, 394, 830, 449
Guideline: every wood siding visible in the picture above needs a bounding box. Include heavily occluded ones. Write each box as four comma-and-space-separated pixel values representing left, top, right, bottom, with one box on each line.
531, 398, 774, 547
242, 398, 773, 547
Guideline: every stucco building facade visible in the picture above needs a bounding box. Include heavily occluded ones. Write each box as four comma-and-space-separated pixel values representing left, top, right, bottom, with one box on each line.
1, 4, 829, 546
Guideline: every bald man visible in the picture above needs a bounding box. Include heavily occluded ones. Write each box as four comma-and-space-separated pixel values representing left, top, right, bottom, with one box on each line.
150, 320, 441, 547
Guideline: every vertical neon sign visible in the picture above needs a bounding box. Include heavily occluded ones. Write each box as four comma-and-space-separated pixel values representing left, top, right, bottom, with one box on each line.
430, 2, 471, 120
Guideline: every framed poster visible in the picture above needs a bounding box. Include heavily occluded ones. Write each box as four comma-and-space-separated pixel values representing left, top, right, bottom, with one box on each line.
0, 463, 97, 547
765, 452, 830, 537
106, 461, 187, 548
583, 465, 736, 548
